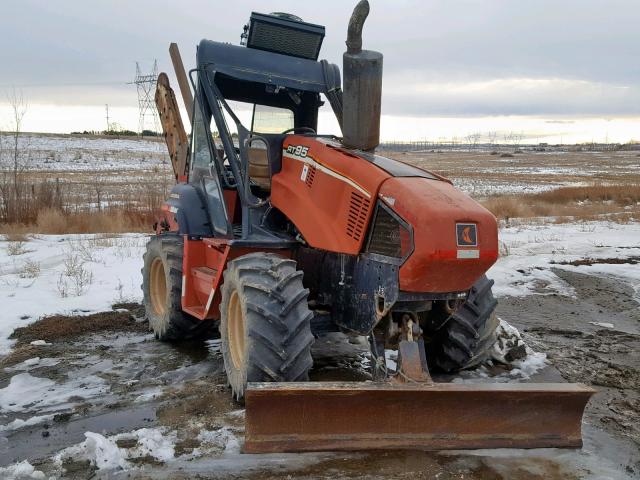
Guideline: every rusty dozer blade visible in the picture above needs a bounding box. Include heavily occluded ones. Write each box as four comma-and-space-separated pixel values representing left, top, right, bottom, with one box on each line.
244, 381, 595, 453
245, 321, 595, 453
245, 333, 595, 453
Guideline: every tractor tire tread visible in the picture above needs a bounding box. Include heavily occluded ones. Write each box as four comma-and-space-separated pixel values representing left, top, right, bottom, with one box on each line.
142, 234, 214, 342
428, 275, 499, 372
220, 253, 313, 400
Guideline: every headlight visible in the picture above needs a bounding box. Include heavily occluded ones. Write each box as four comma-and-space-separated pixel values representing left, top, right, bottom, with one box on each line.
365, 200, 413, 262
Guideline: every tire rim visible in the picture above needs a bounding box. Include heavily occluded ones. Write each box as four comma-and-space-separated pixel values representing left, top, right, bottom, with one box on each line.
150, 257, 167, 316
445, 299, 462, 314
227, 290, 246, 370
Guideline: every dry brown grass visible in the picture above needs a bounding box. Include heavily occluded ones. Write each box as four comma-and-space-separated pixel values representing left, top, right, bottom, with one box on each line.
387, 150, 640, 191
35, 208, 150, 234
3, 231, 29, 242
1, 207, 152, 235
534, 184, 640, 205
482, 184, 640, 222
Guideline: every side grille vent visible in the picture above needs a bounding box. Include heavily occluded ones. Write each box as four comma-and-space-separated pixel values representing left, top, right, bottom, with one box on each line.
367, 205, 402, 257
305, 166, 316, 188
346, 192, 371, 241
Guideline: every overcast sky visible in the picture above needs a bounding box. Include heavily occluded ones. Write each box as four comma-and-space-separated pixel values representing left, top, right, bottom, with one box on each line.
0, 0, 638, 142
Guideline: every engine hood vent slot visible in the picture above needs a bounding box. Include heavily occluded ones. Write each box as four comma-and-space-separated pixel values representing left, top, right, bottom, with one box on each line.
346, 191, 370, 241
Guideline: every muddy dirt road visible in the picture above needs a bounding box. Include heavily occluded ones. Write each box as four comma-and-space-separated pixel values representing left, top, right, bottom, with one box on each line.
1, 269, 639, 479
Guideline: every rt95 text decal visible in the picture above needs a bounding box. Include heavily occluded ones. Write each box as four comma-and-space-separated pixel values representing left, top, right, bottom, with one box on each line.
286, 145, 309, 157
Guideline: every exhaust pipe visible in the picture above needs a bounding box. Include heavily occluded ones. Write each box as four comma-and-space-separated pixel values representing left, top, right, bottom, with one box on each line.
342, 0, 383, 151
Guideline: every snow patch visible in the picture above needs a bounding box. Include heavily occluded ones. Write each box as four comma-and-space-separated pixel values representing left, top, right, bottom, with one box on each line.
5, 357, 60, 372
225, 409, 245, 418
0, 414, 54, 432
131, 427, 176, 462
489, 221, 640, 298
0, 460, 45, 479
195, 426, 241, 455
490, 319, 528, 364
590, 321, 614, 329
54, 427, 176, 472
384, 350, 397, 371
493, 318, 548, 380
133, 387, 164, 403
509, 351, 548, 379
0, 373, 56, 413
453, 319, 547, 383
0, 372, 107, 414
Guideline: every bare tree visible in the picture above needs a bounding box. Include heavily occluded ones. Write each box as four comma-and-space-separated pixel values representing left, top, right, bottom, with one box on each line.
0, 125, 5, 221
90, 174, 106, 211
3, 89, 29, 223
9, 89, 27, 182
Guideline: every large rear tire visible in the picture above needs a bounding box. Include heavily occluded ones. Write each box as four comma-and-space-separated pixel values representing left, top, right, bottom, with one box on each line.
142, 235, 214, 341
426, 275, 499, 372
219, 253, 314, 400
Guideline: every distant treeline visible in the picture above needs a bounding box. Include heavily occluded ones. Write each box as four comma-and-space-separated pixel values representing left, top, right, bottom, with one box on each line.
70, 129, 161, 137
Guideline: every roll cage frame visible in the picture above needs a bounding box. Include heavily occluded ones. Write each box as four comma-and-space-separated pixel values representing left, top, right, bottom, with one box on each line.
186, 67, 316, 243
182, 40, 342, 244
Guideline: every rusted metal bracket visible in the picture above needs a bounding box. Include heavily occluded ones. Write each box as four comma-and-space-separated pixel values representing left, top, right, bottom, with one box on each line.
397, 339, 431, 383
396, 315, 431, 383
155, 72, 188, 180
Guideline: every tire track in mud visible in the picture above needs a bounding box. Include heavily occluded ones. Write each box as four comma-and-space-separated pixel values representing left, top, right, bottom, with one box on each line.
498, 268, 640, 459
527, 326, 640, 445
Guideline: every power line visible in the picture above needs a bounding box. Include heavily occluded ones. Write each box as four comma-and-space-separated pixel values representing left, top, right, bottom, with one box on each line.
130, 61, 159, 134
0, 80, 128, 88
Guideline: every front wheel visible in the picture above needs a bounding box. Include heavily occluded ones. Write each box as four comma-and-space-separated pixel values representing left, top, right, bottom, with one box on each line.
219, 253, 314, 400
425, 275, 499, 372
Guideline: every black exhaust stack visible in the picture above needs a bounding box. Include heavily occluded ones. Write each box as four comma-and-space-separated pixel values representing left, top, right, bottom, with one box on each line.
342, 0, 383, 151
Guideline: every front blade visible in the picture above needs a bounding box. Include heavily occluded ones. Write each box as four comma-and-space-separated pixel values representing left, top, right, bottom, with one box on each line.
244, 382, 595, 453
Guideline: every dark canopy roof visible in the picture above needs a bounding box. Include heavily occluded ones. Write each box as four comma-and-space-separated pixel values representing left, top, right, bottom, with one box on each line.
197, 39, 339, 94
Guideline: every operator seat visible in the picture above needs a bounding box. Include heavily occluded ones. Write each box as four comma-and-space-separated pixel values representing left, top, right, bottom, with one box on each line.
248, 147, 271, 190
247, 134, 287, 191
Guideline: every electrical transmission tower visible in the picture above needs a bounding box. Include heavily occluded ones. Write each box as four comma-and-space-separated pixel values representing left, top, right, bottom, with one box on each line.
132, 60, 159, 135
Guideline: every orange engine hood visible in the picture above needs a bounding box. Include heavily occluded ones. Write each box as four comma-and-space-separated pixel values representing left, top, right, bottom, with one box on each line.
379, 177, 499, 293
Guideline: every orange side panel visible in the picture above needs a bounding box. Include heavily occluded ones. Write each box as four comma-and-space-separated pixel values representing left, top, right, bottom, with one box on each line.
380, 178, 499, 293
182, 237, 208, 315
271, 136, 389, 254
182, 237, 292, 321
223, 189, 240, 225
182, 238, 229, 320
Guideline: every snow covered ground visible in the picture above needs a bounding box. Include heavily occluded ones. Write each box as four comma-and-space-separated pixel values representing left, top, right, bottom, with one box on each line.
1, 221, 639, 356
489, 221, 640, 298
451, 177, 568, 197
0, 133, 167, 172
397, 149, 640, 199
0, 234, 147, 355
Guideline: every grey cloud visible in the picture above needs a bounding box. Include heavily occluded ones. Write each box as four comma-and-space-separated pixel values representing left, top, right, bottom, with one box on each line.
0, 0, 639, 117
382, 76, 640, 116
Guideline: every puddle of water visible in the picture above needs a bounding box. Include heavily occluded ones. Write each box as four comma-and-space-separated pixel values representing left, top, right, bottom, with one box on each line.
1, 403, 157, 466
